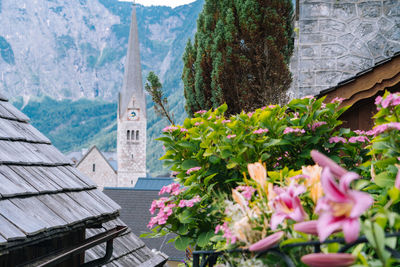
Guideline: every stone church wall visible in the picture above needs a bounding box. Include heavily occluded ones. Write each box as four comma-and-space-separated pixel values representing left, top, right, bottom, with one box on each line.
290, 0, 400, 98
76, 148, 117, 189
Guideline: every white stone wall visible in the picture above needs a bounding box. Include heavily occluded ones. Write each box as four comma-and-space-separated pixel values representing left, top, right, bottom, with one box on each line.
290, 0, 400, 98
76, 148, 117, 189
117, 118, 147, 187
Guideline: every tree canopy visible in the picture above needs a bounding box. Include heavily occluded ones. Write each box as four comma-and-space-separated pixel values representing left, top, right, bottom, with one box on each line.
182, 0, 294, 116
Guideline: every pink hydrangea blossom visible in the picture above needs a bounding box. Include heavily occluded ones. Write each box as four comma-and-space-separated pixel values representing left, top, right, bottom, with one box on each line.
195, 110, 207, 115
221, 119, 231, 124
310, 121, 327, 131
330, 97, 345, 103
329, 136, 347, 144
270, 182, 307, 230
186, 166, 201, 175
215, 222, 237, 244
227, 134, 236, 139
321, 103, 326, 109
353, 130, 365, 135
253, 128, 269, 134
283, 127, 305, 135
207, 115, 212, 120
235, 186, 256, 200
180, 128, 188, 132
162, 126, 178, 133
247, 112, 255, 118
369, 122, 400, 136
375, 95, 383, 105
302, 95, 314, 99
159, 183, 184, 196
178, 195, 201, 208
348, 136, 370, 143
396, 166, 400, 190
148, 199, 177, 228
194, 121, 204, 126
268, 105, 277, 108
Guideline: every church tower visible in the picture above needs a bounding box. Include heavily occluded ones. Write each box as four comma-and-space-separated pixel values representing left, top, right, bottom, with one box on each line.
117, 3, 147, 187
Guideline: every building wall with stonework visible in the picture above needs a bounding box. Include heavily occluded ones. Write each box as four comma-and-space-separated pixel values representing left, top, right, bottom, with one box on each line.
76, 147, 117, 189
117, 116, 147, 187
290, 0, 400, 98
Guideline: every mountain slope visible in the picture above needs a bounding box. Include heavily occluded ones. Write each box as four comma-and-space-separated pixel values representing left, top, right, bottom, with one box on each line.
3, 0, 204, 175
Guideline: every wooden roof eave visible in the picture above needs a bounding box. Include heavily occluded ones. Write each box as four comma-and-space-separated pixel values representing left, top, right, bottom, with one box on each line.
318, 53, 400, 108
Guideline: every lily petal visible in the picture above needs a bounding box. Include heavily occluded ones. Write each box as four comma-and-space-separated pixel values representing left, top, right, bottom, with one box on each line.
270, 212, 287, 230
301, 253, 356, 267
348, 190, 373, 218
339, 172, 360, 192
321, 167, 347, 202
249, 231, 284, 252
294, 221, 318, 235
342, 218, 359, 243
311, 150, 347, 178
317, 213, 342, 242
396, 166, 400, 190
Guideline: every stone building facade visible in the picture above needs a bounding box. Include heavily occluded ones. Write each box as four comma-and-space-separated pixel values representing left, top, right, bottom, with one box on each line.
117, 4, 147, 187
290, 0, 400, 98
76, 146, 117, 189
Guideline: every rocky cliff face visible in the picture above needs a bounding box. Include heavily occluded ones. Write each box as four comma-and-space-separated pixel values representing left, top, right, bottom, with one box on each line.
0, 0, 202, 102
1, 0, 204, 175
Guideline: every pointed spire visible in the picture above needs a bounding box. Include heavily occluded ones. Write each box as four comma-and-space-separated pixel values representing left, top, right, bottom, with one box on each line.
119, 3, 146, 119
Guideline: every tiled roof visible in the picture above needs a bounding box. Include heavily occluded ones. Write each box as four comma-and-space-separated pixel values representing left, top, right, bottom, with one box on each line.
104, 186, 185, 262
0, 96, 167, 266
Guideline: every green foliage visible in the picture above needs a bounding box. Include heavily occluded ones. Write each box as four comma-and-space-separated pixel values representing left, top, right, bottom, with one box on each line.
145, 71, 174, 124
13, 96, 117, 152
150, 96, 367, 249
0, 36, 15, 65
183, 0, 294, 116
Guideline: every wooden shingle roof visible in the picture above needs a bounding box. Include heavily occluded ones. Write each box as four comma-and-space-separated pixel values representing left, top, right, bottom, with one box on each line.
0, 96, 167, 266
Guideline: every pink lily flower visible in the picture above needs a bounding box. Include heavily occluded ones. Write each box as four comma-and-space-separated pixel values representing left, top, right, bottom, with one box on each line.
270, 182, 306, 230
301, 253, 356, 267
395, 165, 400, 190
311, 150, 373, 243
248, 231, 284, 252
294, 220, 318, 236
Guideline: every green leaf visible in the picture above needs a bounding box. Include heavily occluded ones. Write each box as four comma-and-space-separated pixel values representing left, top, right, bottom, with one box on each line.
197, 231, 214, 248
374, 171, 394, 188
175, 236, 191, 251
181, 159, 200, 170
280, 238, 306, 247
178, 209, 194, 224
221, 149, 232, 159
388, 187, 400, 202
226, 162, 238, 169
204, 173, 218, 185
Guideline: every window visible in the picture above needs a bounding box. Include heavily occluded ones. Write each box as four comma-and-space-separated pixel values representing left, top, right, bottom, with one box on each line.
136, 130, 139, 140
131, 130, 135, 140
127, 130, 130, 140
131, 180, 133, 185
131, 154, 134, 159
92, 164, 95, 172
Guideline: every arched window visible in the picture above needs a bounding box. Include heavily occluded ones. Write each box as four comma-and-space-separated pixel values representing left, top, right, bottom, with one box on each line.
136, 130, 139, 140
127, 130, 130, 140
92, 163, 95, 172
131, 130, 135, 140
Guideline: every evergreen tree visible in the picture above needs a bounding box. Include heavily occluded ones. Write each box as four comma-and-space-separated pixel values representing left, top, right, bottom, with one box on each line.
182, 0, 293, 116
145, 72, 175, 125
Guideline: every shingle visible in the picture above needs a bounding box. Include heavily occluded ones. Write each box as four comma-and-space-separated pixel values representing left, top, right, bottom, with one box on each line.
0, 200, 44, 236
0, 166, 38, 196
9, 166, 59, 193
0, 101, 29, 122
63, 166, 97, 188
10, 197, 67, 229
0, 214, 26, 241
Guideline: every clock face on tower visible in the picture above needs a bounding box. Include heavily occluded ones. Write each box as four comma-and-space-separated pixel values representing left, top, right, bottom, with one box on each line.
127, 108, 140, 121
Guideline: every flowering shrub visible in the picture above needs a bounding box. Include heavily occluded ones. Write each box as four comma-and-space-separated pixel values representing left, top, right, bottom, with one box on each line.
145, 93, 400, 266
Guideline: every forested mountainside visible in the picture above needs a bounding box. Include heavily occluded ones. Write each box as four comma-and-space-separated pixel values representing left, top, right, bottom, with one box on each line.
3, 0, 204, 175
